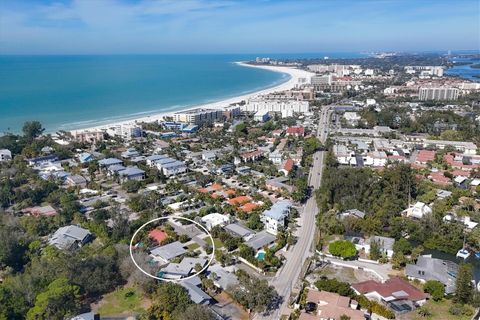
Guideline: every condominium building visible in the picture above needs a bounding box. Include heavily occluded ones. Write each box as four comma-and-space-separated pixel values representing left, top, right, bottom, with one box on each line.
70, 130, 104, 143
242, 99, 309, 114
173, 108, 224, 125
418, 87, 459, 101
107, 124, 143, 140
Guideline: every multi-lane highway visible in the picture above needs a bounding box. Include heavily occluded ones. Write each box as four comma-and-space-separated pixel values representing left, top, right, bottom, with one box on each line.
257, 106, 331, 319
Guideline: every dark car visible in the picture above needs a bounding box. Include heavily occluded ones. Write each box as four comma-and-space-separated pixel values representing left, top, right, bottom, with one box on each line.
305, 302, 317, 312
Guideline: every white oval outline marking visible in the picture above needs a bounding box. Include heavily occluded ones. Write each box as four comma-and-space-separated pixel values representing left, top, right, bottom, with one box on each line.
129, 216, 215, 282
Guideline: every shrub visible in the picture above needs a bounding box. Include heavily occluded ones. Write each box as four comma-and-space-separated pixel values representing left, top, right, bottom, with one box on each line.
423, 280, 444, 301
328, 240, 356, 259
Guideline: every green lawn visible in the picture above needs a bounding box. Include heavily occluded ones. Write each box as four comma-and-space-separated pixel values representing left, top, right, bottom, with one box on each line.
187, 242, 200, 251
97, 286, 146, 316
206, 237, 224, 249
410, 299, 474, 320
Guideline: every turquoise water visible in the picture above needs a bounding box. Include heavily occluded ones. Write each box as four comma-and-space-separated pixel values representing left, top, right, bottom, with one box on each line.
0, 55, 290, 133
256, 251, 266, 261
0, 53, 367, 133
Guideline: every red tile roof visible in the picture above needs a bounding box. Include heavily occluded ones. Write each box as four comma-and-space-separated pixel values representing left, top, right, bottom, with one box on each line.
240, 202, 259, 213
286, 126, 305, 136
227, 195, 251, 206
352, 277, 428, 302
416, 150, 435, 163
282, 159, 294, 172
149, 229, 168, 243
428, 171, 451, 185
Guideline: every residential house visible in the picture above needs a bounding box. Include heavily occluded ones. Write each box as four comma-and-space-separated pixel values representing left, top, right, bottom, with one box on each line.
65, 175, 87, 188
201, 213, 230, 231
0, 149, 12, 161
299, 289, 364, 320
261, 200, 291, 235
146, 154, 168, 167
402, 201, 432, 219
269, 151, 283, 165
202, 151, 217, 162
23, 205, 57, 217
224, 223, 255, 241
118, 166, 145, 182
279, 159, 294, 176
98, 158, 123, 170
161, 257, 208, 279
352, 277, 428, 313
266, 176, 294, 193
181, 277, 213, 305
245, 230, 276, 252
415, 150, 435, 165
48, 225, 92, 250
406, 255, 458, 294
28, 154, 59, 166
208, 264, 239, 290
149, 229, 168, 244
121, 148, 140, 159
150, 241, 187, 263
286, 126, 305, 137
337, 209, 366, 220
240, 149, 264, 162
354, 236, 395, 258
78, 152, 95, 163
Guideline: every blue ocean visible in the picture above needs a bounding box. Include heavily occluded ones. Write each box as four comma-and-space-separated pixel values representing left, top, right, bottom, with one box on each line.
0, 53, 368, 134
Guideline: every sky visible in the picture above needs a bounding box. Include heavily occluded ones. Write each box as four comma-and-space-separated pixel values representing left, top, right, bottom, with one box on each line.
0, 0, 479, 54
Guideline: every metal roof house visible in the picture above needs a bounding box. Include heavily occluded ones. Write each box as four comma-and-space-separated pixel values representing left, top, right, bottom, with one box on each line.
161, 160, 187, 177
98, 157, 123, 169
261, 200, 292, 235
118, 166, 145, 181
406, 255, 458, 294
146, 154, 169, 167
150, 241, 187, 263
48, 225, 92, 250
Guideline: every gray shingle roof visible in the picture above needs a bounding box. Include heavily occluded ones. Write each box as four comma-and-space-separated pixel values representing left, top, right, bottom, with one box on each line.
245, 231, 276, 251
150, 241, 187, 261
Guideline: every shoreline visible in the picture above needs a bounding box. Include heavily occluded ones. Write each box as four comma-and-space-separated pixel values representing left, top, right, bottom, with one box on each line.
67, 62, 314, 134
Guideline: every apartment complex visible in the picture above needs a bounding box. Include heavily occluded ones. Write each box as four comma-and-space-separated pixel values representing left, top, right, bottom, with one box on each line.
173, 108, 224, 125
418, 87, 459, 101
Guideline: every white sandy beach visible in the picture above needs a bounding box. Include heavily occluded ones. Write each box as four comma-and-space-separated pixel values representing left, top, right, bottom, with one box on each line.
70, 62, 314, 134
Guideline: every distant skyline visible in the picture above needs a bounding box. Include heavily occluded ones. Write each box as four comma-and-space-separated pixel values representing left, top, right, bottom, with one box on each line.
0, 0, 479, 55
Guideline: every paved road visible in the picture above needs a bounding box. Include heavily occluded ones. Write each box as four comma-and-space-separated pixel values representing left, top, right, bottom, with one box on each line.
256, 106, 332, 319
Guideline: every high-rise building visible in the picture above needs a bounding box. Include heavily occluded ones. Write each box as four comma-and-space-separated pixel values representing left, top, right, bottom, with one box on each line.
418, 87, 459, 101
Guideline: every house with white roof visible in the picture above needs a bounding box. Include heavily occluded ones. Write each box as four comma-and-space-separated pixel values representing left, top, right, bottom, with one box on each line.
402, 202, 432, 219
0, 149, 12, 162
261, 200, 291, 235
201, 213, 230, 231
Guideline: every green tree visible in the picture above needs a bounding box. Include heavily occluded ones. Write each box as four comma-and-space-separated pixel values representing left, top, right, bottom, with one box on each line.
393, 238, 412, 255
369, 240, 382, 261
423, 280, 445, 301
22, 121, 44, 141
454, 263, 474, 304
142, 282, 192, 319
328, 240, 356, 259
26, 278, 80, 320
